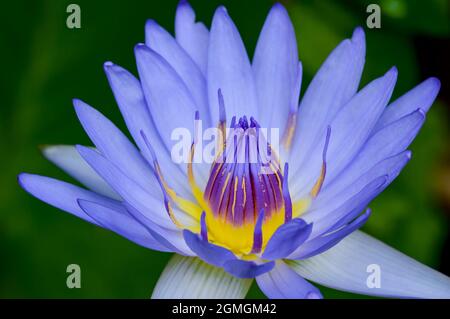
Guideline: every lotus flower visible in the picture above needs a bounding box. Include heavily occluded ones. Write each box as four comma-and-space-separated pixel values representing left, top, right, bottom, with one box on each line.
18, 1, 450, 298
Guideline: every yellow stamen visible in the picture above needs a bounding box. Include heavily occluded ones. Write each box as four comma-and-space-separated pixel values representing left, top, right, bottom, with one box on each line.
281, 112, 297, 150
310, 163, 326, 198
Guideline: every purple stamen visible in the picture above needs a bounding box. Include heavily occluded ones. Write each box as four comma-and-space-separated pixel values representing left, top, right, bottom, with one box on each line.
323, 125, 331, 163
217, 89, 226, 125
200, 211, 208, 241
251, 208, 265, 254
205, 117, 283, 227
230, 116, 236, 129
193, 110, 200, 145
310, 125, 332, 197
238, 116, 249, 130
249, 116, 260, 128
282, 163, 292, 222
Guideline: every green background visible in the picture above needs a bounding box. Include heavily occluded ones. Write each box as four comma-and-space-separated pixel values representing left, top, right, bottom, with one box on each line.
0, 0, 449, 298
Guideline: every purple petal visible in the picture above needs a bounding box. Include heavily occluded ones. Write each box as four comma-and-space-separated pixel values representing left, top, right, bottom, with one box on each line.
291, 67, 398, 199
42, 145, 120, 200
19, 173, 175, 253
134, 44, 197, 151
104, 62, 193, 199
18, 173, 114, 226
289, 27, 365, 180
175, 0, 209, 75
208, 6, 258, 123
375, 77, 440, 131
322, 108, 423, 194
77, 199, 171, 252
125, 202, 194, 256
76, 145, 180, 229
318, 150, 412, 209
223, 259, 275, 279
256, 261, 322, 299
322, 67, 398, 181
73, 99, 160, 198
183, 230, 236, 267
262, 218, 312, 260
252, 3, 298, 131
145, 20, 210, 126
290, 230, 450, 298
288, 209, 371, 260
305, 175, 388, 236
103, 62, 162, 155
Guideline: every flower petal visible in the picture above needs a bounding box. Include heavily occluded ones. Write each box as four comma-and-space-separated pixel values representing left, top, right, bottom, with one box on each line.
103, 62, 163, 155
77, 199, 170, 252
18, 173, 114, 226
289, 27, 365, 178
42, 145, 120, 200
183, 230, 236, 267
322, 108, 424, 194
256, 261, 322, 299
262, 218, 312, 260
316, 151, 411, 212
152, 254, 252, 299
326, 67, 397, 181
288, 230, 450, 298
73, 99, 161, 198
305, 175, 388, 236
288, 209, 371, 260
104, 62, 193, 199
145, 20, 210, 125
326, 67, 397, 171
208, 6, 258, 123
252, 3, 298, 131
223, 259, 275, 279
135, 44, 197, 151
76, 145, 180, 229
175, 0, 209, 75
375, 77, 440, 131
125, 203, 194, 256
291, 67, 397, 198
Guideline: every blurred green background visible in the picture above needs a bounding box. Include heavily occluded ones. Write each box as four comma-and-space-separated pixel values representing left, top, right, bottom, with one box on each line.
0, 0, 449, 298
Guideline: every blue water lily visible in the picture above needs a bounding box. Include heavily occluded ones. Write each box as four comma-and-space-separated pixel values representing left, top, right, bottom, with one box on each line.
19, 1, 450, 298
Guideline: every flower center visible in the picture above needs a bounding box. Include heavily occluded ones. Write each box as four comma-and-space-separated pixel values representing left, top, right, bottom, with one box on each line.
145, 99, 328, 259
202, 116, 291, 256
